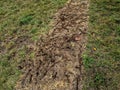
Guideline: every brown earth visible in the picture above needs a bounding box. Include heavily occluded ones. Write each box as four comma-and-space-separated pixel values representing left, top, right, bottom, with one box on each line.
15, 0, 89, 90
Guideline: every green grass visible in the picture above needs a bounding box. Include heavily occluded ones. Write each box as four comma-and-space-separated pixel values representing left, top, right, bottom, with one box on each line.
0, 0, 67, 90
83, 0, 120, 90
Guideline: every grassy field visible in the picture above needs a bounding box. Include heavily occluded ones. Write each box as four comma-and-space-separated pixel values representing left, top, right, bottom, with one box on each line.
0, 0, 67, 90
0, 0, 120, 90
83, 0, 120, 90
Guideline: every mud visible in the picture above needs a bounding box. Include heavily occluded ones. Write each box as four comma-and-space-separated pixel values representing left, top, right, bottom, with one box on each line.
15, 0, 89, 90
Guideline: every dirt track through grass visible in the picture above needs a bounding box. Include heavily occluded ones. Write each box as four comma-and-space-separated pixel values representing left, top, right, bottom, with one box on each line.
15, 0, 89, 90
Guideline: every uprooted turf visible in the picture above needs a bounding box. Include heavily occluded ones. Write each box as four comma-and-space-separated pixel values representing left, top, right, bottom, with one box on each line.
15, 0, 89, 90
0, 0, 67, 90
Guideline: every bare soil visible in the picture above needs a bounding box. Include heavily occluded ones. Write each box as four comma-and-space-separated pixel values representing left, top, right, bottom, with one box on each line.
15, 0, 89, 90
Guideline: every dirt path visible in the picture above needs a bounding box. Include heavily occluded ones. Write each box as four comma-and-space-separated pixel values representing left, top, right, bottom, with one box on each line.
15, 0, 89, 90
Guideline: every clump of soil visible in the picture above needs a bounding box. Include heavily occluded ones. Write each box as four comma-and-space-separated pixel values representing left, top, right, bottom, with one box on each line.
15, 0, 89, 90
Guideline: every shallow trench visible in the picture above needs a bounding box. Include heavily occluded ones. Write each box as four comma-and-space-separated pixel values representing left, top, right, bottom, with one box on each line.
15, 0, 89, 90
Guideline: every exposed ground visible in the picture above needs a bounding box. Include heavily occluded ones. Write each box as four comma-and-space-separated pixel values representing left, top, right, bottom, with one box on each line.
15, 0, 89, 90
0, 0, 67, 90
